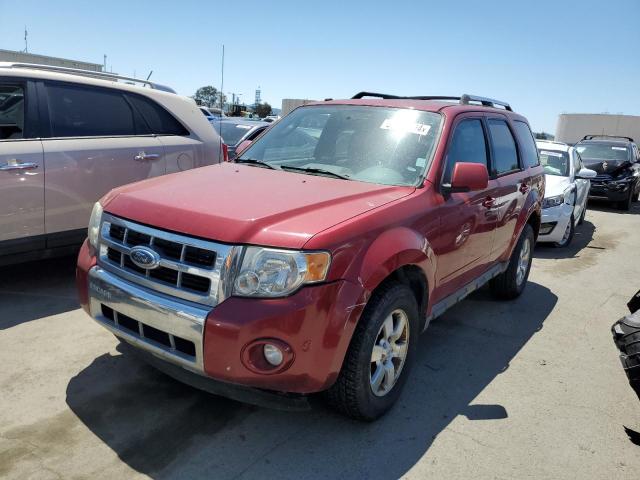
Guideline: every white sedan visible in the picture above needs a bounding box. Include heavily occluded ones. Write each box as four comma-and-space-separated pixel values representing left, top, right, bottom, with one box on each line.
536, 141, 597, 247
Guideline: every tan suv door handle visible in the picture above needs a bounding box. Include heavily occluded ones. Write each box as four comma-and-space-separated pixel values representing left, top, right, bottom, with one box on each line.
0, 159, 39, 171
134, 152, 161, 161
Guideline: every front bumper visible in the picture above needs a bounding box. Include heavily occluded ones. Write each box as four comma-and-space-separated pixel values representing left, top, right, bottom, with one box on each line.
538, 203, 572, 243
79, 243, 365, 396
588, 181, 633, 202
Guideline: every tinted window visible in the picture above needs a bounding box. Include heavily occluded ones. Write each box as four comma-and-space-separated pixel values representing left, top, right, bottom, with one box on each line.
488, 119, 519, 175
47, 84, 137, 137
0, 84, 24, 140
513, 121, 539, 168
444, 119, 487, 183
127, 94, 189, 136
538, 149, 569, 177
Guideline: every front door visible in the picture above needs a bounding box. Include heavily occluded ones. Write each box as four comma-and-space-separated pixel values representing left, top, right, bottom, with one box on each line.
435, 115, 499, 291
0, 80, 45, 253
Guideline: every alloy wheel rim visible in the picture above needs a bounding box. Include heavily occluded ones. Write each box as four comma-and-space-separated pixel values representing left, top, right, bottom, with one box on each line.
370, 309, 409, 397
516, 237, 531, 286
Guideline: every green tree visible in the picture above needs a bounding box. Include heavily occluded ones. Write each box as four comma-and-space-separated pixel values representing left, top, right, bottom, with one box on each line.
193, 86, 224, 108
255, 102, 272, 118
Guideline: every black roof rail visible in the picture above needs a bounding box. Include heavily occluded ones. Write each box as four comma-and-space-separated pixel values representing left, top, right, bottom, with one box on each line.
582, 134, 634, 142
351, 92, 512, 111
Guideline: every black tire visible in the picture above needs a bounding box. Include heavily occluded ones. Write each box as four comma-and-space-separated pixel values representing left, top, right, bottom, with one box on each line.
554, 214, 575, 248
578, 205, 586, 225
490, 223, 534, 300
326, 282, 419, 421
633, 191, 639, 202
618, 190, 633, 211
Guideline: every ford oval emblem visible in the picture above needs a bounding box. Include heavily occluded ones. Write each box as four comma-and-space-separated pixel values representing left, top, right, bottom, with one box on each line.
129, 246, 161, 270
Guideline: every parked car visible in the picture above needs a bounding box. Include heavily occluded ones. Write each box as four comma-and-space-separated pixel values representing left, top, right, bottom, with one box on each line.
211, 118, 269, 160
0, 62, 222, 266
575, 135, 640, 210
77, 92, 544, 420
536, 140, 596, 247
199, 106, 224, 121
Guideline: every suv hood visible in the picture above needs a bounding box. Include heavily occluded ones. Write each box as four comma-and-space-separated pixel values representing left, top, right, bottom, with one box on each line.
103, 163, 415, 249
582, 158, 630, 176
544, 174, 571, 197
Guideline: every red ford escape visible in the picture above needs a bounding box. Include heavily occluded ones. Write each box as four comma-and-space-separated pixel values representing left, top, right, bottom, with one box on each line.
77, 93, 544, 420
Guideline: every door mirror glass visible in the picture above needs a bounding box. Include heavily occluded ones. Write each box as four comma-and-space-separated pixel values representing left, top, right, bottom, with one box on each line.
576, 167, 597, 179
449, 162, 489, 192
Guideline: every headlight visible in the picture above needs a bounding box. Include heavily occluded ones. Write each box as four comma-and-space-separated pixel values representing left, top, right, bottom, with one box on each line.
88, 202, 103, 250
233, 247, 331, 298
542, 195, 564, 209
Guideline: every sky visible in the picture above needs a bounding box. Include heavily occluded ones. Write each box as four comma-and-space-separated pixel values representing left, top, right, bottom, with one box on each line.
1, 0, 639, 133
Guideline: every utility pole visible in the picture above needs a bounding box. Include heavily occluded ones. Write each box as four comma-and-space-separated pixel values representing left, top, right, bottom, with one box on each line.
220, 44, 225, 110
23, 26, 28, 53
103, 54, 107, 72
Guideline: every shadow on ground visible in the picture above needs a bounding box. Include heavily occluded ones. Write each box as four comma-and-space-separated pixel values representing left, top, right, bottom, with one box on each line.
534, 219, 596, 260
587, 198, 640, 216
64, 281, 557, 479
0, 255, 79, 329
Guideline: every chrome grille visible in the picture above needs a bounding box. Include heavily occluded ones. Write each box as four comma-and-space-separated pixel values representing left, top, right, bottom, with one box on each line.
97, 213, 242, 307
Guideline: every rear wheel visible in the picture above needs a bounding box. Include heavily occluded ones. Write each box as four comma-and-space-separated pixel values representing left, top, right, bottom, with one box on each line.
554, 214, 575, 248
327, 282, 419, 421
618, 190, 633, 211
490, 224, 534, 300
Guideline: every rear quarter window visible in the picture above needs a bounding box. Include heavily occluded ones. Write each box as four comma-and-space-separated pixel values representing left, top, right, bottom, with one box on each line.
513, 121, 539, 168
126, 94, 189, 136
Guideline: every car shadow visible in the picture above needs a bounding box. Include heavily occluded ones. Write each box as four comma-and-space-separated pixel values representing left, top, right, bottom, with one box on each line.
64, 281, 556, 479
534, 219, 596, 260
0, 255, 79, 330
587, 198, 640, 215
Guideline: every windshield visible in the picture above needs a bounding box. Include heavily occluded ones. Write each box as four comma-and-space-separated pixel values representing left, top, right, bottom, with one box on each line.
576, 144, 629, 161
237, 105, 443, 186
214, 122, 253, 145
538, 149, 570, 176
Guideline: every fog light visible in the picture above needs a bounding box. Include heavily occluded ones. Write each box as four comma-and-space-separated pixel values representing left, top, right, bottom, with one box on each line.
263, 344, 284, 366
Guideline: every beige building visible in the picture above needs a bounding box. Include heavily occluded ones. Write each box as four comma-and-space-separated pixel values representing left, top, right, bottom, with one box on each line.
281, 98, 318, 116
555, 113, 640, 144
0, 49, 103, 72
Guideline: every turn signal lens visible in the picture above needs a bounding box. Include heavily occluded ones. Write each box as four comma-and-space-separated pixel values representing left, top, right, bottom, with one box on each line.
304, 252, 331, 283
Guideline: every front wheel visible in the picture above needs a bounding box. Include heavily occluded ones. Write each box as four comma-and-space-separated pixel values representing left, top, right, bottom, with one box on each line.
554, 214, 575, 248
327, 282, 419, 421
618, 190, 633, 211
490, 224, 534, 300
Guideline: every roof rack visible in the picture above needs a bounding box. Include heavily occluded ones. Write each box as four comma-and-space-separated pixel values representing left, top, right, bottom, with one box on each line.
351, 92, 512, 111
0, 62, 176, 93
582, 134, 634, 142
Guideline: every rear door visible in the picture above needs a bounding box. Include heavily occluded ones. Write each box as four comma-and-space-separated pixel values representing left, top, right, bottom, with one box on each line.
40, 81, 166, 242
486, 116, 530, 260
435, 115, 499, 288
0, 78, 45, 253
571, 149, 588, 218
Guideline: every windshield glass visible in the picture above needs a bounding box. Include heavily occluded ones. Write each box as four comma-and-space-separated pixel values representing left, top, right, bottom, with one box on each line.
237, 105, 443, 186
576, 144, 629, 161
538, 149, 570, 176
214, 122, 253, 145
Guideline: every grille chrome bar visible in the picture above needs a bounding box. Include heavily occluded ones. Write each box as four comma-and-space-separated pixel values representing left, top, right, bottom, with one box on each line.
97, 213, 242, 307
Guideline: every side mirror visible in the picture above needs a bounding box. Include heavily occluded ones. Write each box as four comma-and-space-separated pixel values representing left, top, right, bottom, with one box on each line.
236, 139, 252, 157
447, 162, 489, 193
576, 167, 597, 179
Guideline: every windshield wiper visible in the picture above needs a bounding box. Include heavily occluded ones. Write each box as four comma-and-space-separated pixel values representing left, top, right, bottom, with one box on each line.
235, 158, 277, 170
280, 165, 351, 180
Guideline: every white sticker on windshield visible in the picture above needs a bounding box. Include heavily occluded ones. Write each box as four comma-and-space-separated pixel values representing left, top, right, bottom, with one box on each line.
540, 150, 563, 157
380, 119, 431, 136
612, 146, 627, 151
415, 157, 427, 167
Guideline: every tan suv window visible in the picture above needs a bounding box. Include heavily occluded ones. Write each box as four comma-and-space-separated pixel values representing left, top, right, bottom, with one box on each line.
0, 85, 24, 140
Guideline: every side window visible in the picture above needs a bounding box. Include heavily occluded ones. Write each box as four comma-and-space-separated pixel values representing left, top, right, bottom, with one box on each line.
0, 84, 25, 140
47, 83, 139, 137
443, 118, 487, 183
513, 120, 539, 168
126, 94, 189, 136
487, 119, 519, 175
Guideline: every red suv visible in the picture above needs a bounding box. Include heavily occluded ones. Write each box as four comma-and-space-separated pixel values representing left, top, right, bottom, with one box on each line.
77, 92, 544, 420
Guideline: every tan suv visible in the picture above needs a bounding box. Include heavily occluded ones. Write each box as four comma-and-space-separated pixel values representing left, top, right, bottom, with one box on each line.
0, 63, 222, 265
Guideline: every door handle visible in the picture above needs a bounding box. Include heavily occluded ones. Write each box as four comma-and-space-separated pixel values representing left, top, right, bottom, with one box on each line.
134, 152, 161, 161
519, 183, 530, 194
0, 159, 39, 171
482, 196, 496, 208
